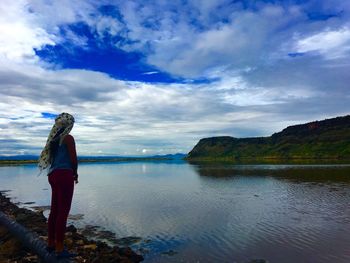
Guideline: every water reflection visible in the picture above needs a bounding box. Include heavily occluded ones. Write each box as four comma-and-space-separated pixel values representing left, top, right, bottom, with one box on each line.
191, 164, 350, 263
193, 164, 350, 182
1, 163, 350, 262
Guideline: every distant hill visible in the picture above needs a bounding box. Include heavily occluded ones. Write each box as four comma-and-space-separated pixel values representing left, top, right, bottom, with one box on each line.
0, 155, 38, 160
150, 153, 187, 159
187, 115, 350, 161
0, 153, 187, 164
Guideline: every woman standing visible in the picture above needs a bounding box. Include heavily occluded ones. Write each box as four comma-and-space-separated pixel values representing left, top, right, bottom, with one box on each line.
38, 112, 78, 258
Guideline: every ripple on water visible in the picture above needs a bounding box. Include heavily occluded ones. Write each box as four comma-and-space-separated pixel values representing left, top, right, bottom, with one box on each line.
2, 163, 350, 262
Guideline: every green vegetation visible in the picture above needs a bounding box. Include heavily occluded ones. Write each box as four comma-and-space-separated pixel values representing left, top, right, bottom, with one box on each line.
187, 115, 350, 162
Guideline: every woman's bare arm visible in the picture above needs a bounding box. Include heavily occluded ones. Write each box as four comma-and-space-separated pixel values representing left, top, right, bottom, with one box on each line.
64, 134, 78, 182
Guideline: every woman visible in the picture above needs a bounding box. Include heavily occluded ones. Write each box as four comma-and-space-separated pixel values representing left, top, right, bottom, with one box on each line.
38, 112, 78, 258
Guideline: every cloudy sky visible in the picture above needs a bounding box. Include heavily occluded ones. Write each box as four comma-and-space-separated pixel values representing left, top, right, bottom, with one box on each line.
0, 0, 349, 156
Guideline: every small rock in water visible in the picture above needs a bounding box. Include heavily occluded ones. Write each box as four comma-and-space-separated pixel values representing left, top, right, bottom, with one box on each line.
248, 259, 269, 263
68, 213, 84, 220
0, 190, 12, 194
80, 225, 100, 236
329, 187, 339, 192
31, 205, 51, 213
116, 236, 142, 246
97, 230, 116, 240
161, 249, 178, 256
23, 201, 35, 205
137, 247, 150, 254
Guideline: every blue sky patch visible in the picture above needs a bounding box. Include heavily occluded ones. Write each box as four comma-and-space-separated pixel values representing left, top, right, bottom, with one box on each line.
34, 21, 217, 84
307, 12, 341, 21
98, 4, 123, 19
41, 112, 57, 119
36, 43, 188, 83
288, 52, 305, 58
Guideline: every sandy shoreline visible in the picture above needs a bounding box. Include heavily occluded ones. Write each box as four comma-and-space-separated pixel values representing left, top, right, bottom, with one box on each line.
0, 191, 144, 262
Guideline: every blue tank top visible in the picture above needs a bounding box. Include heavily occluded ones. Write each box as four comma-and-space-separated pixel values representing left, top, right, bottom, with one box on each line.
49, 143, 72, 174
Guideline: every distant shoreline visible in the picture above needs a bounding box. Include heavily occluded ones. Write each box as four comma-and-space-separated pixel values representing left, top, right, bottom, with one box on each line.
1, 157, 350, 165
0, 156, 181, 165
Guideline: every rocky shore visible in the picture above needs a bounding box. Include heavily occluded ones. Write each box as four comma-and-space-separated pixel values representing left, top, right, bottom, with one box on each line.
0, 191, 144, 262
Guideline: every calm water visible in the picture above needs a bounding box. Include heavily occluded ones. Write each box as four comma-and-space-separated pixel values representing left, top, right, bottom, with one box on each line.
1, 162, 350, 262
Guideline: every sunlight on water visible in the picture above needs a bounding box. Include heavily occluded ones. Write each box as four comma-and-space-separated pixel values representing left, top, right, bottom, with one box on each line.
1, 162, 350, 262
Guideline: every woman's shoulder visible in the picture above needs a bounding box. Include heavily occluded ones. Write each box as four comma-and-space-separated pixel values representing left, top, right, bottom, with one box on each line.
63, 134, 75, 144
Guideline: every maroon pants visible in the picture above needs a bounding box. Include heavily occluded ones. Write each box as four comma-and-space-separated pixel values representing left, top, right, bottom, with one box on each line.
48, 169, 74, 246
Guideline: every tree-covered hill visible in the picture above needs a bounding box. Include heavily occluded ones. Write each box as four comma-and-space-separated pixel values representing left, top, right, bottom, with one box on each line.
187, 115, 350, 161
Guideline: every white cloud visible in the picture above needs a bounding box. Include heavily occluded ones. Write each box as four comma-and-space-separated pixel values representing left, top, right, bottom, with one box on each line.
94, 15, 124, 38
142, 71, 158, 75
1, 56, 347, 156
113, 2, 306, 78
0, 0, 56, 62
28, 0, 95, 28
295, 27, 350, 58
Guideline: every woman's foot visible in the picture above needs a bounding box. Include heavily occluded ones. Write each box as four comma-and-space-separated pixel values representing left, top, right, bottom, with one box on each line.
45, 246, 55, 253
56, 249, 78, 259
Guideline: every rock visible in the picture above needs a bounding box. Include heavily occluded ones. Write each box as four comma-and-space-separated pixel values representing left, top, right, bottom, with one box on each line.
23, 201, 35, 205
96, 241, 112, 252
80, 225, 100, 236
31, 205, 51, 213
68, 214, 84, 220
116, 236, 142, 246
0, 226, 8, 237
67, 224, 77, 233
0, 190, 12, 195
0, 237, 22, 256
131, 252, 145, 262
119, 247, 133, 257
76, 240, 84, 245
96, 230, 116, 240
39, 235, 48, 241
248, 260, 269, 263
120, 257, 132, 263
83, 244, 97, 250
65, 238, 74, 247
161, 249, 177, 256
23, 255, 38, 261
119, 247, 144, 262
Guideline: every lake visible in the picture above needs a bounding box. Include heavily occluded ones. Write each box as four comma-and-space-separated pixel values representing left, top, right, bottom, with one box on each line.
1, 161, 350, 262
